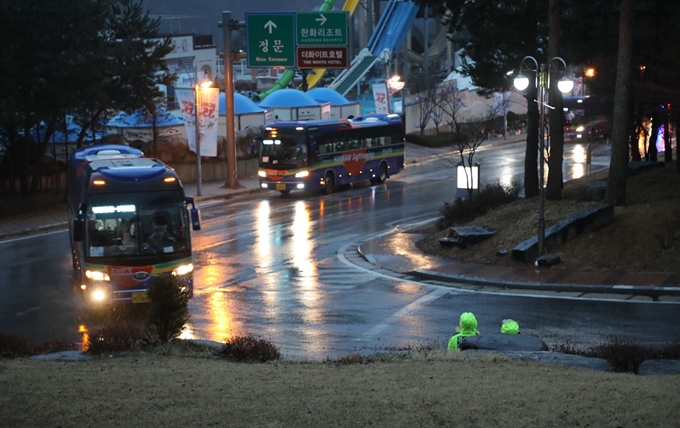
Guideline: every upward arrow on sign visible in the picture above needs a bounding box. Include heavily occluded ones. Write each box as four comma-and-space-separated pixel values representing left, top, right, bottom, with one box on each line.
315, 14, 327, 25
264, 20, 277, 33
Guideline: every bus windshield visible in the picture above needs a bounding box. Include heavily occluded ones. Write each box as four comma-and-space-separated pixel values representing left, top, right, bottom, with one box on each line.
85, 191, 190, 258
259, 132, 308, 168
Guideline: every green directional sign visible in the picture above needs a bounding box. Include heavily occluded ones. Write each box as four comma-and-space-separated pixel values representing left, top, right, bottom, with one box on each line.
296, 11, 349, 46
246, 13, 295, 67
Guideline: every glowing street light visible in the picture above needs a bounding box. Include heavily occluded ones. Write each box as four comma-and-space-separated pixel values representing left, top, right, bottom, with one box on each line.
513, 56, 573, 260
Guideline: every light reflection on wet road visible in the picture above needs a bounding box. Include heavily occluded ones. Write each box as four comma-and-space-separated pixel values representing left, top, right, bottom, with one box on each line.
3, 141, 679, 359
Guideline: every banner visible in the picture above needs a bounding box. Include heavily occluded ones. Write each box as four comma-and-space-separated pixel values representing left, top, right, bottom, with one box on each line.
176, 88, 197, 153
198, 87, 218, 157
176, 87, 219, 157
372, 82, 389, 114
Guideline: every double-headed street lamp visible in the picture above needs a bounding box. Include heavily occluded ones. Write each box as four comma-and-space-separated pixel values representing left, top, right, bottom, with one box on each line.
513, 56, 574, 260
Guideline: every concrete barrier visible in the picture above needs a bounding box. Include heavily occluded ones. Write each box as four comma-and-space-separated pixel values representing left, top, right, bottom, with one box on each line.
512, 204, 614, 262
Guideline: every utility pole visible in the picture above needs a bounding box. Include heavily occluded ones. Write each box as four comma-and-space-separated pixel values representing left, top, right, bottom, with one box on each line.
219, 11, 244, 189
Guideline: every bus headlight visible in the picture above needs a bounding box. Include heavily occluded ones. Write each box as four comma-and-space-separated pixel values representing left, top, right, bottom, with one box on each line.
172, 263, 194, 276
85, 270, 110, 281
295, 170, 309, 178
92, 289, 107, 302
576, 126, 585, 132
258, 170, 267, 178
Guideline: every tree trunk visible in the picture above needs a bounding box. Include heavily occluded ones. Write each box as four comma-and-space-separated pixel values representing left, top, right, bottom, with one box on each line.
546, 0, 564, 200
546, 84, 564, 200
647, 109, 658, 162
523, 0, 539, 199
663, 109, 672, 162
630, 101, 643, 161
524, 84, 539, 198
606, 0, 634, 206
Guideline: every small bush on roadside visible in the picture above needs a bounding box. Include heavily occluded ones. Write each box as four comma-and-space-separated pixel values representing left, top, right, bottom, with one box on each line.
326, 353, 378, 364
145, 275, 190, 343
218, 334, 281, 362
406, 132, 467, 148
436, 181, 520, 230
0, 333, 75, 358
552, 338, 680, 373
86, 323, 144, 355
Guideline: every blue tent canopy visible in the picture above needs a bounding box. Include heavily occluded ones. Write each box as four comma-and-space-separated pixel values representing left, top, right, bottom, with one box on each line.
30, 116, 107, 143
219, 92, 267, 115
107, 108, 183, 128
258, 89, 322, 108
306, 87, 353, 106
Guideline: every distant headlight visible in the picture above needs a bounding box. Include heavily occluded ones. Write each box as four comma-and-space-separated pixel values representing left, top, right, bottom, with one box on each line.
85, 270, 110, 281
258, 170, 267, 178
295, 170, 309, 178
576, 126, 585, 132
172, 263, 194, 276
92, 289, 107, 302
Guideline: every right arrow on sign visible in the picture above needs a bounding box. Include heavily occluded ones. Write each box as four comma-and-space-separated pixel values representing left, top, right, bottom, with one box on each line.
315, 14, 327, 25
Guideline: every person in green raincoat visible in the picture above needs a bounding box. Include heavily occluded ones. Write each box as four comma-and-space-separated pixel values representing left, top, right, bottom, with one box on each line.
501, 319, 520, 334
447, 312, 480, 351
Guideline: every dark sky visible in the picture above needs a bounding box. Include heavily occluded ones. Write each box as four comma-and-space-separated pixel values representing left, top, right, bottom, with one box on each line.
146, 0, 334, 43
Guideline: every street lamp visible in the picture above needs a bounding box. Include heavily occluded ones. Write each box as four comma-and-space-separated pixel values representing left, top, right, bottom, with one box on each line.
513, 56, 574, 261
194, 79, 213, 196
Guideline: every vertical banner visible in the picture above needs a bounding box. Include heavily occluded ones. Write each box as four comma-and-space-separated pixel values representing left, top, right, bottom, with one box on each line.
198, 87, 219, 157
177, 87, 219, 157
372, 82, 389, 114
176, 88, 197, 152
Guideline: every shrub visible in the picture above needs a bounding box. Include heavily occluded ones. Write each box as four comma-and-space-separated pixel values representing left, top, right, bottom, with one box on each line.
145, 275, 190, 343
436, 181, 520, 230
218, 334, 281, 362
406, 132, 467, 148
326, 353, 378, 364
86, 323, 144, 355
0, 333, 76, 358
552, 338, 680, 373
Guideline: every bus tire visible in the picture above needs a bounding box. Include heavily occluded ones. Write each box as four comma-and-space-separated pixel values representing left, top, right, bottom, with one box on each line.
324, 172, 335, 194
375, 162, 388, 184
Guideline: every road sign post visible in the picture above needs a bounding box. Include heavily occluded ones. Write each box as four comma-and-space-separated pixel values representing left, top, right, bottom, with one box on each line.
246, 13, 296, 68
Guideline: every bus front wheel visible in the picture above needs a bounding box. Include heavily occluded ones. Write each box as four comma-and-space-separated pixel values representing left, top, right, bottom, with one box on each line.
372, 162, 388, 184
324, 172, 335, 194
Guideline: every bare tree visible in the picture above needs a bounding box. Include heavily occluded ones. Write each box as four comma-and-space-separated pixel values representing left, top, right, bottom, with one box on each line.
413, 89, 437, 135
435, 81, 464, 135
447, 105, 499, 199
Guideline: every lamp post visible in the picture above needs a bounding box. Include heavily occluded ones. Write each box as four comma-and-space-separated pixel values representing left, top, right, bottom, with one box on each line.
513, 56, 573, 260
194, 79, 213, 196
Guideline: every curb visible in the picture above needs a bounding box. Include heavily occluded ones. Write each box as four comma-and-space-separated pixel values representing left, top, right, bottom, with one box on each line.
410, 269, 680, 298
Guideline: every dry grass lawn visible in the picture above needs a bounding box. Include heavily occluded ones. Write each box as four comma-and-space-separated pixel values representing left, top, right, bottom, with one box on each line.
2, 350, 680, 427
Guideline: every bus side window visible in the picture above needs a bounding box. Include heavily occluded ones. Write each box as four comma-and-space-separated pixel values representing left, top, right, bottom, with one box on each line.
335, 139, 347, 152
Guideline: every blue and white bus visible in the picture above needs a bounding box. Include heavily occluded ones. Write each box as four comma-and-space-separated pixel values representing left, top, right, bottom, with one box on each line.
66, 144, 201, 304
256, 114, 405, 195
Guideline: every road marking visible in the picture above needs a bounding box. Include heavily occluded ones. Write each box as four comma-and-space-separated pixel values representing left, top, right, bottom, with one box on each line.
357, 287, 451, 340
16, 306, 41, 316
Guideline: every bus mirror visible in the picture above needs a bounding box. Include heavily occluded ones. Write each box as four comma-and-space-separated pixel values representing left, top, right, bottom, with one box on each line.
73, 216, 85, 242
190, 208, 201, 231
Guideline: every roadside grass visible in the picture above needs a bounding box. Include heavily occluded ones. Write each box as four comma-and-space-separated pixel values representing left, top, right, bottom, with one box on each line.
3, 327, 679, 373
